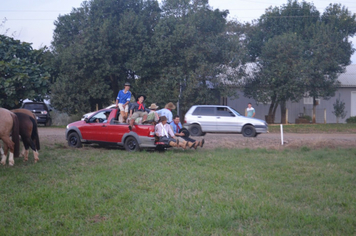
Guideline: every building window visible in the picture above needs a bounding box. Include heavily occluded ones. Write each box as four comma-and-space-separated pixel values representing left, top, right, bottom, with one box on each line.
304, 97, 321, 105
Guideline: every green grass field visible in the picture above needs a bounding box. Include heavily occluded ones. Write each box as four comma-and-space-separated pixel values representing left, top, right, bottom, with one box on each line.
268, 123, 356, 133
1, 145, 355, 235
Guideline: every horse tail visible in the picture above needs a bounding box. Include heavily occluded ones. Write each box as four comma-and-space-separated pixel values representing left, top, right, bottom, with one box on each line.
11, 113, 20, 158
29, 116, 40, 151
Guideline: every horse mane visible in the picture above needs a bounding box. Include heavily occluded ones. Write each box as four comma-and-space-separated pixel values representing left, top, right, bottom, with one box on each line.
29, 116, 40, 150
10, 113, 20, 158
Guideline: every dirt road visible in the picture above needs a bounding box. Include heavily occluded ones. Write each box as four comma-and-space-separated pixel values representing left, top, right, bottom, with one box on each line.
39, 127, 355, 150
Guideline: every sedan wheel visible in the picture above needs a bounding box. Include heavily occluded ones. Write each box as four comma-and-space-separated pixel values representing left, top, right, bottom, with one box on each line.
242, 125, 256, 137
189, 124, 203, 136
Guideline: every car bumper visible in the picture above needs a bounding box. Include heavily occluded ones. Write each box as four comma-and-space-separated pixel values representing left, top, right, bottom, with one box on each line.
139, 136, 156, 148
255, 125, 268, 133
36, 116, 50, 124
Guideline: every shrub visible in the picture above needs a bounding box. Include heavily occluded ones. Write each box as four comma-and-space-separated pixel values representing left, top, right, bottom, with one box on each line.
346, 116, 356, 123
300, 115, 312, 122
51, 110, 82, 126
332, 93, 347, 123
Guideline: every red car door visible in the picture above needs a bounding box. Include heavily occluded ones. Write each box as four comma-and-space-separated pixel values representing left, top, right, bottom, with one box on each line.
105, 123, 127, 143
80, 111, 110, 142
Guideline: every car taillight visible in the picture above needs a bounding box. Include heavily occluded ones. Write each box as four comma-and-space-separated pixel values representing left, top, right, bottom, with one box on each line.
184, 119, 187, 123
149, 131, 155, 137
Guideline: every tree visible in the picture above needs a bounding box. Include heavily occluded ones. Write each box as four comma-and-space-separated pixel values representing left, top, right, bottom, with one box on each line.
244, 33, 305, 123
243, 0, 356, 123
139, 0, 242, 116
304, 4, 356, 122
332, 93, 347, 123
50, 0, 161, 114
0, 35, 51, 108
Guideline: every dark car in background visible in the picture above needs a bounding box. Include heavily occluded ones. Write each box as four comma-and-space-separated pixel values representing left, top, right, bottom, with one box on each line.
21, 102, 52, 126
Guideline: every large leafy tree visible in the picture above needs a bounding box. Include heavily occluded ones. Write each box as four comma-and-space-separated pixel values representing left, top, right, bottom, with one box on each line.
243, 0, 356, 123
0, 35, 51, 108
304, 5, 356, 122
51, 0, 161, 114
136, 0, 242, 116
244, 33, 305, 123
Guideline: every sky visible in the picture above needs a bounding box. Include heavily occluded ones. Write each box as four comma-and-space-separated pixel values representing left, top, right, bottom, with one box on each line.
1, 0, 356, 63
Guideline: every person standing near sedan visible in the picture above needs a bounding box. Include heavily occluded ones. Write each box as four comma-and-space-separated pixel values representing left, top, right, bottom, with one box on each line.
115, 82, 131, 123
246, 103, 255, 118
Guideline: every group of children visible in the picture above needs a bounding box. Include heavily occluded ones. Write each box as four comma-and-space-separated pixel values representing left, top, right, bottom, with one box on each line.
115, 82, 204, 150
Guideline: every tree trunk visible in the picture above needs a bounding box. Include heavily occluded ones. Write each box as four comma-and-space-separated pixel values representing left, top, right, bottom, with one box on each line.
272, 101, 279, 122
280, 101, 286, 124
266, 100, 279, 124
312, 97, 317, 123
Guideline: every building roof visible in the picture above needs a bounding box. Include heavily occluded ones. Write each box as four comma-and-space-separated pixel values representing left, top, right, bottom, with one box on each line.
339, 64, 356, 87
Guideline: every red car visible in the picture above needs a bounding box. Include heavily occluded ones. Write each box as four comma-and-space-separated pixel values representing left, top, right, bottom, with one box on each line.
66, 108, 163, 151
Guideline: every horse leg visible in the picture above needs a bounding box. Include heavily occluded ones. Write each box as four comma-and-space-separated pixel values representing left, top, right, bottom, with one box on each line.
33, 150, 39, 163
8, 151, 15, 166
1, 137, 14, 166
24, 137, 39, 163
32, 136, 39, 163
24, 149, 29, 162
20, 144, 26, 157
0, 145, 6, 166
23, 141, 30, 162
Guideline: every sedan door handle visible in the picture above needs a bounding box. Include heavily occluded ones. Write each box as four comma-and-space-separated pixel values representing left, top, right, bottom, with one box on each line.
217, 117, 220, 119
197, 116, 202, 118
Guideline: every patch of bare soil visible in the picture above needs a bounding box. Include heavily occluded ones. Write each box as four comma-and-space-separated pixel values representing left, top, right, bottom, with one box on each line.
39, 128, 356, 150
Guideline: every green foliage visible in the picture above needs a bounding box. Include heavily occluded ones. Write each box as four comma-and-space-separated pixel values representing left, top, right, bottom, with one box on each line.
300, 115, 312, 122
243, 0, 356, 122
51, 0, 161, 114
139, 0, 242, 114
332, 93, 347, 123
346, 116, 356, 123
0, 35, 51, 108
244, 32, 305, 123
51, 0, 243, 114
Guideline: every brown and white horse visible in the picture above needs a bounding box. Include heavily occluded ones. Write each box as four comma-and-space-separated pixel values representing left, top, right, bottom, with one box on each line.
14, 112, 40, 163
11, 109, 40, 160
0, 108, 20, 166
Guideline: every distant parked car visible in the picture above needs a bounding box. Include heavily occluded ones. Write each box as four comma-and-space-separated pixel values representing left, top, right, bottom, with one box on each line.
81, 104, 117, 120
21, 102, 52, 126
184, 105, 268, 137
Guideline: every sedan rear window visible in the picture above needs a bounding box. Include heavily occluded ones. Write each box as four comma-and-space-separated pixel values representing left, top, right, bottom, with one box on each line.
216, 107, 235, 117
192, 107, 215, 116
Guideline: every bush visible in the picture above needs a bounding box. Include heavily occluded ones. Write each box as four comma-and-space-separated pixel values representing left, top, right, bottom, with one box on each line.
300, 115, 312, 122
346, 116, 356, 123
51, 110, 82, 126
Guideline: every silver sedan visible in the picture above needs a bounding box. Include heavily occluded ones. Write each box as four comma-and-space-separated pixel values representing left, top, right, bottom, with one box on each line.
184, 105, 268, 137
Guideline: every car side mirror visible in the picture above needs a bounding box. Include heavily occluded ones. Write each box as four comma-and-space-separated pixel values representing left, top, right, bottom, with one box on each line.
84, 118, 89, 123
